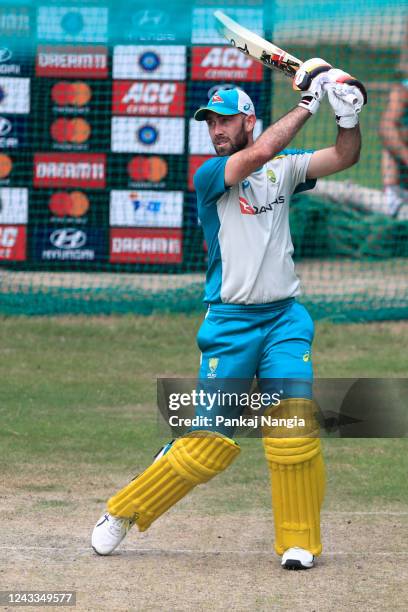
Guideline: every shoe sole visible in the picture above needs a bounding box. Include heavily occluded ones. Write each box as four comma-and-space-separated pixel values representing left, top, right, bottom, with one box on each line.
282, 559, 313, 570
92, 545, 112, 556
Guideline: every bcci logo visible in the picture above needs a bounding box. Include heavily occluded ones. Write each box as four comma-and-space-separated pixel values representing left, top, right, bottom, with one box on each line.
139, 51, 161, 72
207, 357, 219, 378
61, 11, 84, 35
138, 125, 158, 145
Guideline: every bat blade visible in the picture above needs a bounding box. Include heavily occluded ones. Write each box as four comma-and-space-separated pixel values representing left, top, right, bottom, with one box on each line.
214, 10, 302, 78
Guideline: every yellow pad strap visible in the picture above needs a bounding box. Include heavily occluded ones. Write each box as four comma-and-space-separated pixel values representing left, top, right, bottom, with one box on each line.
262, 399, 325, 556
107, 431, 240, 531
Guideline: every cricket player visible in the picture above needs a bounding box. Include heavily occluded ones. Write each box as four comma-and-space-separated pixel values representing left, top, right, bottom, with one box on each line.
380, 79, 408, 216
92, 59, 365, 569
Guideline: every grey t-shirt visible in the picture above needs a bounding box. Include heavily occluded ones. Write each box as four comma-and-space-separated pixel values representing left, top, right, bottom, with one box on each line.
194, 150, 316, 304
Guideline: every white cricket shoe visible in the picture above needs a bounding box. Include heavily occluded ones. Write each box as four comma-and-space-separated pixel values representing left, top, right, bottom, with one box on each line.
281, 547, 314, 570
92, 512, 134, 555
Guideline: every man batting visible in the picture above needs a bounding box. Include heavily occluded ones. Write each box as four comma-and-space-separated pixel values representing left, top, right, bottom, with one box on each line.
92, 59, 365, 569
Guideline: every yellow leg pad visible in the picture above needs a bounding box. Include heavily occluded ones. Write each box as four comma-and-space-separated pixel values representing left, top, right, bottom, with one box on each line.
262, 399, 325, 556
107, 431, 240, 531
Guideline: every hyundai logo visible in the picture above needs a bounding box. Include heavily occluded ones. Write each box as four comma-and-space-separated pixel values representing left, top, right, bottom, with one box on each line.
0, 48, 12, 63
50, 228, 86, 249
0, 117, 12, 136
132, 10, 169, 29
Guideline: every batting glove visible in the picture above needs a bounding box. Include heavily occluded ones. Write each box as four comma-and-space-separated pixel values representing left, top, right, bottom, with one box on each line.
326, 69, 367, 128
326, 68, 368, 105
294, 58, 332, 115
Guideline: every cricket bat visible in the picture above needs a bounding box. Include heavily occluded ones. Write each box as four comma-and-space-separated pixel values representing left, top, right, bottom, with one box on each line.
214, 10, 302, 79
214, 10, 367, 104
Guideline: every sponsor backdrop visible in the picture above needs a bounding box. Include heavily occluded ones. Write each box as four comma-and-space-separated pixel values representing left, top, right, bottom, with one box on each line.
0, 0, 406, 321
0, 1, 270, 269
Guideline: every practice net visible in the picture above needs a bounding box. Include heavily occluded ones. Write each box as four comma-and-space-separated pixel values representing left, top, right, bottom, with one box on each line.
0, 0, 407, 320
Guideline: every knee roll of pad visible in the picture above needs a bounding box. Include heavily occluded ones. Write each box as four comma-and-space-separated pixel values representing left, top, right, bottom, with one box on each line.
261, 397, 320, 440
167, 431, 240, 484
107, 431, 240, 531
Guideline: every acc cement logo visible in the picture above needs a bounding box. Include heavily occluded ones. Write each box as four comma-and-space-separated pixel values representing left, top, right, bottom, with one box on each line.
50, 228, 86, 249
139, 51, 160, 72
207, 357, 219, 379
302, 351, 311, 362
0, 117, 12, 136
0, 48, 12, 63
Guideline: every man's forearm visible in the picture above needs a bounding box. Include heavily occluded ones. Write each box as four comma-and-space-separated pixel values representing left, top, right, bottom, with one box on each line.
306, 124, 361, 178
253, 107, 311, 161
335, 125, 361, 166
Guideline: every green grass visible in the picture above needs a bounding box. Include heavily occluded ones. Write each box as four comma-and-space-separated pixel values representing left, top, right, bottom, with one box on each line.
270, 43, 399, 189
1, 315, 407, 510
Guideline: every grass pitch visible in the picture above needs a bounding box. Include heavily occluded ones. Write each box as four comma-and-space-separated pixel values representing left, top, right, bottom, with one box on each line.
1, 316, 408, 611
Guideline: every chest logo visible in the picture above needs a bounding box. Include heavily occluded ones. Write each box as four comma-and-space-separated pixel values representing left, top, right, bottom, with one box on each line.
267, 169, 277, 183
239, 195, 284, 215
239, 196, 255, 214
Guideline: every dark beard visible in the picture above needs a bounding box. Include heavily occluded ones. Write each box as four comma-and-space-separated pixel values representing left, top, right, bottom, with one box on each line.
214, 120, 249, 156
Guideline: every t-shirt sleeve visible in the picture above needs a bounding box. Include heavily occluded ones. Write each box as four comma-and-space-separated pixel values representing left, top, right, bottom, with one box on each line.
193, 156, 230, 207
281, 148, 317, 194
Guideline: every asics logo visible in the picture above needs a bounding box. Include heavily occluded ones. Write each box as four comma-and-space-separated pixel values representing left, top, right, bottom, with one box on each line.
96, 514, 109, 527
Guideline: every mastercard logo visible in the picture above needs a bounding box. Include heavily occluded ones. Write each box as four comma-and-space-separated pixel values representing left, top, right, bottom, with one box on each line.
51, 81, 92, 107
0, 154, 12, 179
49, 191, 90, 217
127, 156, 168, 182
51, 118, 91, 144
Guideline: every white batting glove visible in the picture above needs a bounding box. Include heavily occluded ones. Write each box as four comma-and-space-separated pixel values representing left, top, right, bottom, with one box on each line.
294, 58, 332, 115
325, 68, 367, 127
326, 68, 367, 103
326, 82, 365, 128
